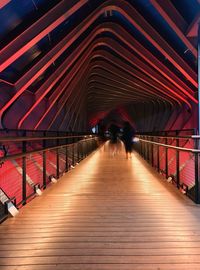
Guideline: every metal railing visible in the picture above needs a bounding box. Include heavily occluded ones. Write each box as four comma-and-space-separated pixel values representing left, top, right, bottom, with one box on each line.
138, 128, 196, 136
136, 134, 200, 203
0, 133, 99, 222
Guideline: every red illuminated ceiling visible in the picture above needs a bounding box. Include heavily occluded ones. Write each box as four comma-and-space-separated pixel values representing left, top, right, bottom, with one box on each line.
0, 0, 199, 130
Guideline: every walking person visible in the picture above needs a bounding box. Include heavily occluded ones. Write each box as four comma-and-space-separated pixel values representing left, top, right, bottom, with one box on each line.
109, 123, 120, 156
122, 121, 135, 159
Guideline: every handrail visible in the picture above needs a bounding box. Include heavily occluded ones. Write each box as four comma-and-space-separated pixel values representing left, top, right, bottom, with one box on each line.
138, 138, 200, 153
0, 133, 99, 218
0, 137, 98, 162
135, 133, 200, 204
0, 128, 85, 133
0, 134, 95, 142
191, 135, 200, 139
138, 128, 196, 136
0, 134, 196, 142
138, 135, 200, 139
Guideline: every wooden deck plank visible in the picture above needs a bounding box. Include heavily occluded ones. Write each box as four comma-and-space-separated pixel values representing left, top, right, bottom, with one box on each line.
3, 247, 200, 257
1, 143, 200, 269
2, 241, 200, 251
2, 264, 200, 270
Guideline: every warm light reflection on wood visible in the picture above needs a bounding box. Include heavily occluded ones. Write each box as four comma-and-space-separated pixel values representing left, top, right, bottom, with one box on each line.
0, 145, 200, 268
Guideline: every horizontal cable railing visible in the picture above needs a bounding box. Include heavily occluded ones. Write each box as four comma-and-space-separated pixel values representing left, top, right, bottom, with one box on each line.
136, 134, 200, 204
0, 133, 99, 222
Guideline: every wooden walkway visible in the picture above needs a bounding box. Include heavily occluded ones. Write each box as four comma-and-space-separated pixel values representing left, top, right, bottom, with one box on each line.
1, 142, 200, 269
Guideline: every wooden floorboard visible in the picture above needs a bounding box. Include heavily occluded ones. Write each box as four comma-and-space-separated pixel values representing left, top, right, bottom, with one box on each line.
1, 142, 200, 269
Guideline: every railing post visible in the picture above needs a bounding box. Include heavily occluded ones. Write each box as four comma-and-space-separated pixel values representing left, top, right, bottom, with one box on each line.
89, 139, 91, 154
84, 137, 87, 157
139, 136, 142, 156
195, 138, 200, 203
56, 132, 59, 178
147, 136, 149, 162
141, 136, 144, 158
142, 137, 144, 158
165, 137, 168, 178
157, 137, 160, 172
43, 131, 47, 189
176, 132, 180, 188
65, 133, 68, 172
83, 137, 85, 158
151, 137, 154, 167
77, 140, 80, 162
195, 152, 200, 203
72, 132, 75, 166
80, 137, 83, 160
85, 138, 88, 156
22, 131, 27, 205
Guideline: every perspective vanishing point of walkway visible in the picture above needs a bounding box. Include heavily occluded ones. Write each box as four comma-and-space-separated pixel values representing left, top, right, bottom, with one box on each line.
0, 142, 200, 270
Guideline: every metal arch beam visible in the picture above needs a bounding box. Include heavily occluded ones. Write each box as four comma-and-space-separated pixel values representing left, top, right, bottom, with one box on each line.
89, 62, 179, 106
87, 70, 173, 102
21, 45, 95, 129
109, 1, 197, 87
150, 0, 197, 57
48, 51, 180, 122
151, 0, 188, 32
16, 34, 190, 129
39, 73, 85, 130
87, 84, 169, 108
99, 39, 193, 105
27, 33, 195, 109
28, 52, 185, 128
87, 83, 156, 101
55, 79, 85, 131
0, 79, 14, 86
0, 0, 89, 71
31, 39, 188, 129
0, 0, 197, 87
12, 22, 195, 106
4, 21, 194, 101
34, 62, 112, 130
33, 54, 91, 130
76, 65, 178, 126
38, 53, 179, 130
1, 16, 196, 127
0, 0, 11, 9
0, 23, 196, 127
87, 92, 165, 111
58, 86, 87, 131
46, 57, 178, 130
186, 11, 200, 38
87, 81, 156, 99
48, 70, 88, 130
88, 77, 158, 101
61, 86, 87, 131
34, 58, 169, 130
10, 21, 194, 97
107, 24, 194, 96
49, 80, 86, 130
89, 65, 176, 104
87, 89, 154, 108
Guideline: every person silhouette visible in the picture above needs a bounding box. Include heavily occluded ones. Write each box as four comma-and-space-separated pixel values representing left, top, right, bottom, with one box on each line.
122, 122, 135, 159
109, 124, 120, 156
